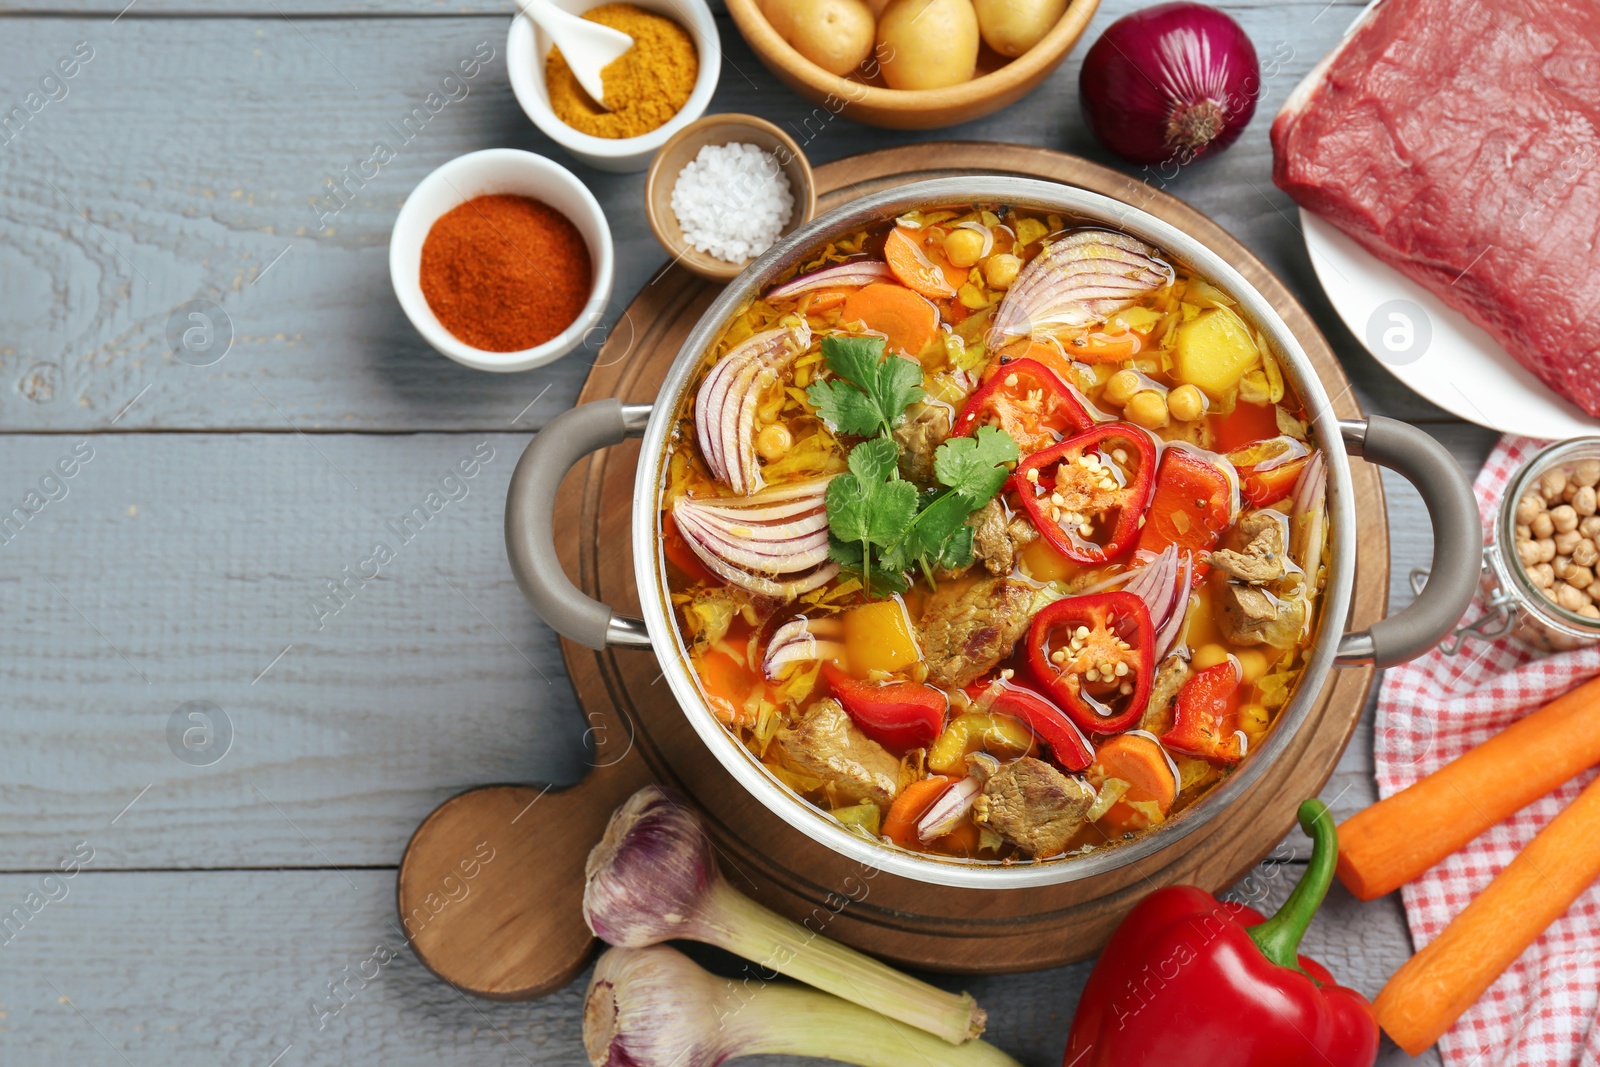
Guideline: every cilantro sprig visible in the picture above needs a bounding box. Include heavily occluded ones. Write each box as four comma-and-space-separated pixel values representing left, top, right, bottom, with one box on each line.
806, 335, 924, 440
806, 331, 1019, 594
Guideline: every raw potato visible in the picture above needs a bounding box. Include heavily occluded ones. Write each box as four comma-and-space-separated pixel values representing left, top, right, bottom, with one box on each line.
876, 0, 980, 90
765, 0, 876, 75
973, 0, 1065, 57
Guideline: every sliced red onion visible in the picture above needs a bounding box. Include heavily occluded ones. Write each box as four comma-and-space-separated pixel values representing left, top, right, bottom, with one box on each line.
916, 777, 983, 843
1124, 545, 1181, 624
1291, 451, 1327, 586
986, 230, 1174, 349
672, 477, 840, 599
767, 260, 895, 300
762, 616, 846, 678
1154, 553, 1194, 659
695, 322, 811, 496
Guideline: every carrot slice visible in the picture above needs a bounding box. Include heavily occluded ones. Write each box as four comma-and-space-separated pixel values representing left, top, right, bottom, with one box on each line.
1375, 772, 1600, 1055
801, 287, 851, 313
695, 649, 757, 725
1089, 734, 1177, 833
1338, 674, 1600, 901
1064, 329, 1143, 364
882, 776, 951, 847
884, 227, 957, 299
841, 283, 939, 356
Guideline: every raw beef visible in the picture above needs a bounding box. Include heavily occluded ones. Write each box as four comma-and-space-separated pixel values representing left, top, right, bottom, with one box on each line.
1271, 0, 1600, 415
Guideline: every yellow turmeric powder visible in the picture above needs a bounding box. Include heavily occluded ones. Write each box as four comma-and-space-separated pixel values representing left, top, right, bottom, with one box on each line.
545, 4, 698, 139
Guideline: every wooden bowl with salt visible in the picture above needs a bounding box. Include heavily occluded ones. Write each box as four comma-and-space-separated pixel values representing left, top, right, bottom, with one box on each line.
645, 113, 818, 282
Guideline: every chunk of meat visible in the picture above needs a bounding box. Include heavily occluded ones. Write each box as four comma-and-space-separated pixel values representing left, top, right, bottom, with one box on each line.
1272, 0, 1600, 414
1209, 511, 1288, 585
1218, 584, 1306, 648
973, 756, 1096, 857
775, 699, 900, 808
893, 402, 952, 486
969, 499, 1038, 576
919, 576, 1033, 689
1139, 653, 1192, 735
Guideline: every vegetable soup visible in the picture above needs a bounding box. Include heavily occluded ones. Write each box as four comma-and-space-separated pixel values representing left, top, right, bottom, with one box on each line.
660, 203, 1329, 862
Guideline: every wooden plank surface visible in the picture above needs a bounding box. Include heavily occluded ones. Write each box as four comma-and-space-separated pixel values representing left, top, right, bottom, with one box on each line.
0, 0, 1508, 1062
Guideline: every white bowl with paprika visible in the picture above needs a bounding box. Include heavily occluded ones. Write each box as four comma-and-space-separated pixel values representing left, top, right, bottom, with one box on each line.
390, 148, 614, 373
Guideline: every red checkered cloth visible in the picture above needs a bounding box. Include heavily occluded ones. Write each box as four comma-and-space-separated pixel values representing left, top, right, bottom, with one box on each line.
1376, 434, 1600, 1066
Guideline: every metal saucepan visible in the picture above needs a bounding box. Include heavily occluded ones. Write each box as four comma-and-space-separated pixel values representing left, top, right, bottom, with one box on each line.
503, 177, 1482, 889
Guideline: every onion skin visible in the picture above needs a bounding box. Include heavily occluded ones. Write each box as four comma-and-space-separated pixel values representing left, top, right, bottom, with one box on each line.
1079, 2, 1261, 166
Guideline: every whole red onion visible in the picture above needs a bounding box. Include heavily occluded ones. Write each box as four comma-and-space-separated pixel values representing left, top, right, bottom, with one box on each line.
1079, 1, 1261, 166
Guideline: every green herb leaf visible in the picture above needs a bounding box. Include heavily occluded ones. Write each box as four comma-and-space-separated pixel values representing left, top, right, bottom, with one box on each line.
933, 425, 1021, 505
805, 335, 924, 439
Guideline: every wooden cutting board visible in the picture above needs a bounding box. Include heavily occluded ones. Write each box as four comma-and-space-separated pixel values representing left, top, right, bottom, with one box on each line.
399, 142, 1387, 1000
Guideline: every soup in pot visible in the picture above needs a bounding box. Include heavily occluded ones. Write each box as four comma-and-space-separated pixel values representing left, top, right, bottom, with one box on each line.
659, 203, 1329, 863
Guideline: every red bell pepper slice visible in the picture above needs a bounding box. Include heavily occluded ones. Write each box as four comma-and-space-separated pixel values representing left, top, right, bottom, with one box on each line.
1227, 435, 1310, 509
1160, 659, 1246, 765
1064, 799, 1380, 1067
1011, 423, 1157, 565
952, 358, 1093, 455
1026, 592, 1154, 735
823, 663, 946, 752
1134, 446, 1237, 576
967, 678, 1094, 771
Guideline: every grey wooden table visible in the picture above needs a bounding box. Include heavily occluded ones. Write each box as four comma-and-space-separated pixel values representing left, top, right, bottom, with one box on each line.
0, 0, 1496, 1062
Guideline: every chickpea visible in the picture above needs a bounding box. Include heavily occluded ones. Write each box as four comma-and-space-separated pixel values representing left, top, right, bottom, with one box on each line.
1576, 486, 1598, 516
1528, 562, 1555, 588
1568, 564, 1596, 589
1557, 584, 1589, 612
756, 422, 793, 461
1533, 512, 1555, 538
984, 253, 1022, 290
1556, 529, 1583, 555
1588, 580, 1600, 601
1542, 469, 1569, 501
1168, 384, 1206, 422
1124, 390, 1170, 429
943, 227, 987, 268
1554, 556, 1573, 579
1517, 523, 1533, 540
1581, 603, 1600, 619
1542, 585, 1561, 604
1519, 538, 1545, 566
1102, 369, 1141, 407
1576, 459, 1600, 487
1516, 492, 1546, 523
1552, 504, 1580, 533
1192, 644, 1230, 671
1582, 516, 1600, 538
1576, 539, 1599, 568
1235, 648, 1269, 684
1539, 538, 1558, 563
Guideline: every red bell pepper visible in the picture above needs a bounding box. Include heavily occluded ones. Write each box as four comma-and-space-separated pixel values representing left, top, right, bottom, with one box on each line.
1227, 434, 1310, 509
1135, 446, 1237, 575
823, 663, 946, 752
1026, 592, 1153, 735
1011, 423, 1157, 565
1065, 799, 1379, 1067
967, 678, 1094, 771
1160, 659, 1245, 766
952, 358, 1093, 454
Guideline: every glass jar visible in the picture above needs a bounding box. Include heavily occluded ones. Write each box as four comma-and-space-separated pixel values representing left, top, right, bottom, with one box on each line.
1435, 438, 1600, 654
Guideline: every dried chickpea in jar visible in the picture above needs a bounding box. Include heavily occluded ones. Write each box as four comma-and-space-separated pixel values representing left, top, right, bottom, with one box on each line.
1515, 459, 1600, 618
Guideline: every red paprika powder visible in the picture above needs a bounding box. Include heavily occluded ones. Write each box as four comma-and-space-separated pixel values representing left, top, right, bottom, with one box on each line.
419, 193, 592, 352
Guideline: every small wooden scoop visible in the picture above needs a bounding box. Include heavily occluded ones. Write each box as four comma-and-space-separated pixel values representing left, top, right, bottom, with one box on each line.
397, 700, 650, 999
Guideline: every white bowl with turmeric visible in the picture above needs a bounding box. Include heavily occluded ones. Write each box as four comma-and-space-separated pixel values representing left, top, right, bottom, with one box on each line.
508, 0, 721, 173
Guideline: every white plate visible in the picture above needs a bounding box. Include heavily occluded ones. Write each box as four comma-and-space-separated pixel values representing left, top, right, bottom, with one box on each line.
1301, 210, 1600, 440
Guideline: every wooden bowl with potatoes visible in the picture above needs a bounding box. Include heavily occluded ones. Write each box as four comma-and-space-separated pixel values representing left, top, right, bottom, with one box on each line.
727, 0, 1099, 129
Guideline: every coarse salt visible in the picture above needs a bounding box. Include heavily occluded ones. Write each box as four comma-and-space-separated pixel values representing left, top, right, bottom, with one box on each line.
670, 142, 794, 264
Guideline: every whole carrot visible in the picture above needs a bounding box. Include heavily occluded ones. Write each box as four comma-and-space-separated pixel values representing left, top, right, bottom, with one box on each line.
1375, 771, 1600, 1055
1338, 674, 1600, 900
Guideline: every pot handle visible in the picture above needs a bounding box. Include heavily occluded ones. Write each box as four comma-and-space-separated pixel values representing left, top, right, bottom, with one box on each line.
1335, 416, 1481, 668
505, 398, 654, 651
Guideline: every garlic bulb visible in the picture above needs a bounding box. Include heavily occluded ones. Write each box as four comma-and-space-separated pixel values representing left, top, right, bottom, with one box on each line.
585, 945, 1023, 1067
584, 786, 987, 1045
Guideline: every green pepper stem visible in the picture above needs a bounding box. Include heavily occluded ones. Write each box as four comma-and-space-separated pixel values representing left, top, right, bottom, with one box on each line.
1247, 798, 1337, 974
